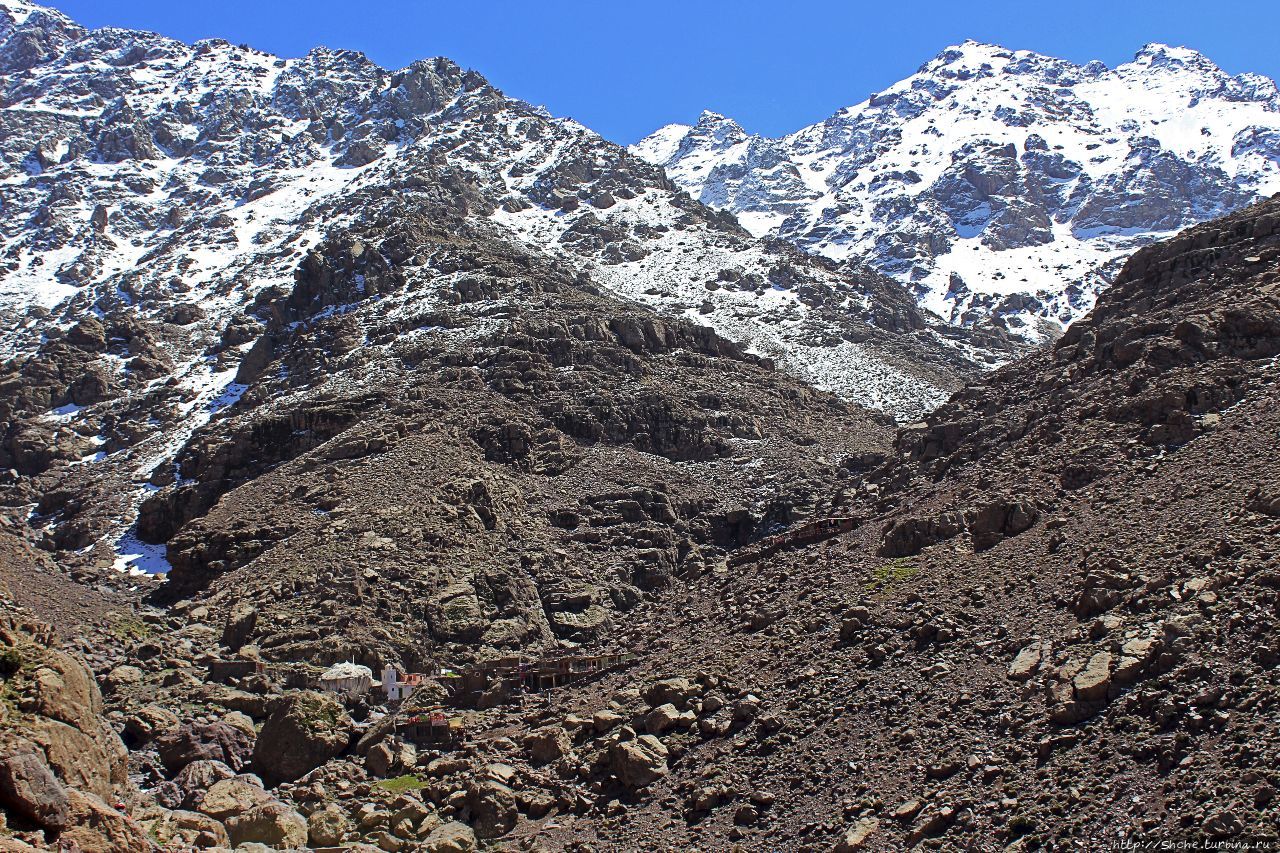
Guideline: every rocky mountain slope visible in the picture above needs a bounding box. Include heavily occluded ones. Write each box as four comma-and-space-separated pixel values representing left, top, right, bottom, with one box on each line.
3, 1, 1280, 850
458, 189, 1280, 852
0, 0, 1015, 580
634, 41, 1280, 340
6, 182, 1273, 853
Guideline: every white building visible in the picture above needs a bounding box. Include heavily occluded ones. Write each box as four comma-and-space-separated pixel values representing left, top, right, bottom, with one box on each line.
382, 666, 425, 703
320, 662, 373, 697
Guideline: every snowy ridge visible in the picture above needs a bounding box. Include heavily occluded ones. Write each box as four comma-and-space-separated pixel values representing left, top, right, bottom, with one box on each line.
633, 41, 1280, 340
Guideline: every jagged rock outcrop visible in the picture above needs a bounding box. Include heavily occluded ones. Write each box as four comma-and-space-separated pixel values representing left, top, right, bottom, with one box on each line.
0, 565, 149, 851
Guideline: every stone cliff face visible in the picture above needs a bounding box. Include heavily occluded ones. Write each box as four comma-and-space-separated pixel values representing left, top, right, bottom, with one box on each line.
634, 41, 1280, 340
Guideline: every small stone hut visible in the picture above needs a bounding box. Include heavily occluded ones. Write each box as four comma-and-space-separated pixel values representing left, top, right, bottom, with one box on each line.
320, 662, 373, 697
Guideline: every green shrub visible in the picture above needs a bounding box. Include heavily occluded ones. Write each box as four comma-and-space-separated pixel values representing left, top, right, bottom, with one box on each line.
109, 617, 151, 642
375, 774, 427, 793
865, 557, 919, 593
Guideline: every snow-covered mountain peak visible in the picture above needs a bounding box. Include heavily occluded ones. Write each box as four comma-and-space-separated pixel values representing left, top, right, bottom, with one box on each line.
0, 0, 81, 65
629, 121, 692, 164
923, 39, 1017, 71
695, 109, 740, 126
1126, 42, 1222, 76
1, 0, 70, 27
634, 40, 1280, 340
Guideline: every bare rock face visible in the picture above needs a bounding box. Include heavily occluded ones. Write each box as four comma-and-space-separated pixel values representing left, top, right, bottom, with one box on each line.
0, 752, 70, 831
251, 691, 353, 786
1072, 651, 1114, 702
59, 788, 154, 853
221, 603, 258, 652
0, 618, 128, 802
154, 721, 254, 775
0, 570, 149, 850
1007, 642, 1047, 681
836, 817, 881, 851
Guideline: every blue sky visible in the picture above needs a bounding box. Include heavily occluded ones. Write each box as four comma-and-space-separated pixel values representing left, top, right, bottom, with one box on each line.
51, 0, 1280, 144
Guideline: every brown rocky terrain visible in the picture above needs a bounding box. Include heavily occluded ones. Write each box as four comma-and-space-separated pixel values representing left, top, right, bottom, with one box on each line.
1, 3, 1279, 849
0, 538, 152, 851
513, 194, 1280, 850
1, 134, 900, 851
129, 189, 897, 673
4, 196, 1279, 850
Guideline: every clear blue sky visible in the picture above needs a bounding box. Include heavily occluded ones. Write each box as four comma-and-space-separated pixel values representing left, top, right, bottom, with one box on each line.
50, 0, 1280, 144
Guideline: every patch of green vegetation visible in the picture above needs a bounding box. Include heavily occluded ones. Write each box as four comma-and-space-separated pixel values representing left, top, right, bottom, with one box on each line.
109, 616, 151, 642
376, 774, 428, 794
865, 557, 919, 593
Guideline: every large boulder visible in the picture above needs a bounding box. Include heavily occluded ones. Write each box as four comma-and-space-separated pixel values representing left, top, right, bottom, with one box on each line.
102, 664, 145, 694
644, 703, 693, 735
155, 721, 254, 775
525, 726, 572, 764
225, 801, 308, 848
174, 759, 236, 809
221, 603, 258, 652
307, 804, 349, 846
3, 637, 128, 800
365, 738, 416, 778
251, 691, 352, 785
466, 779, 518, 838
423, 820, 478, 853
965, 497, 1039, 551
196, 777, 272, 821
140, 808, 229, 849
642, 677, 699, 709
608, 734, 669, 788
0, 751, 70, 830
836, 816, 882, 851
123, 704, 181, 745
59, 788, 154, 853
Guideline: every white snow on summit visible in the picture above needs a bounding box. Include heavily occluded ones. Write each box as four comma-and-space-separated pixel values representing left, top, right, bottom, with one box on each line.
633, 41, 1280, 340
